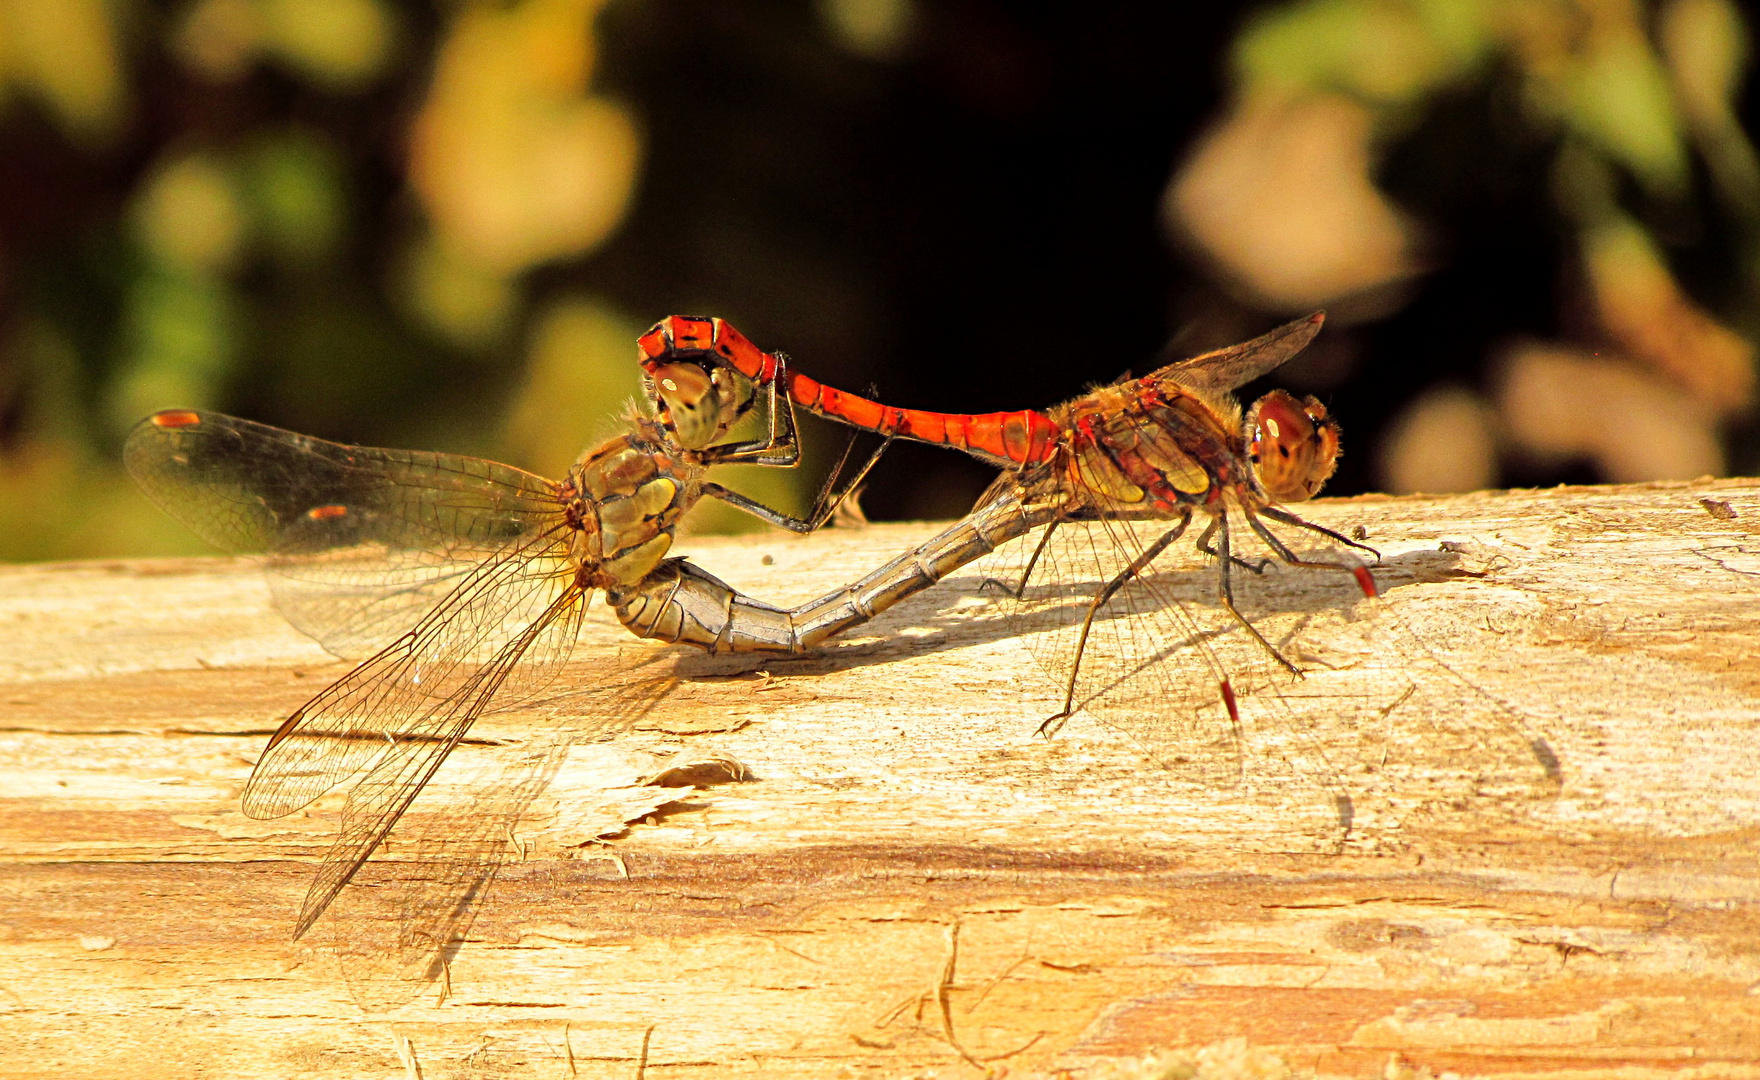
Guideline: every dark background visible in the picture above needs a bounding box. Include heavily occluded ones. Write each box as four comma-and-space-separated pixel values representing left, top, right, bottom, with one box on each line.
1, 0, 1755, 557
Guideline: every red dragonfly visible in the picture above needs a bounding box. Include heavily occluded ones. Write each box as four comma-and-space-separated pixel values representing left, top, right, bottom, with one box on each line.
640, 314, 1373, 702
639, 315, 1558, 823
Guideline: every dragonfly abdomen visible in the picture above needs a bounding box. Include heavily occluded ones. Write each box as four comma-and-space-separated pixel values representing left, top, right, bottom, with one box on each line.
639, 314, 1060, 470
611, 490, 1055, 654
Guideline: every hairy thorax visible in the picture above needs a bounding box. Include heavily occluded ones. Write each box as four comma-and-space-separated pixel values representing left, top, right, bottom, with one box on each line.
567, 419, 704, 590
1050, 381, 1246, 513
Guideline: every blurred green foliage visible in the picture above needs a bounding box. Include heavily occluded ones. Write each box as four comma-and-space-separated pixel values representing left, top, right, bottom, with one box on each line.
0, 0, 659, 560
0, 0, 1755, 561
1174, 0, 1758, 491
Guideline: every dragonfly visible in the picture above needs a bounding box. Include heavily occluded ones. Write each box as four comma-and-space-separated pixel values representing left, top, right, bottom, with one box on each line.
638, 314, 1560, 827
639, 314, 1373, 704
123, 366, 901, 952
129, 347, 1200, 987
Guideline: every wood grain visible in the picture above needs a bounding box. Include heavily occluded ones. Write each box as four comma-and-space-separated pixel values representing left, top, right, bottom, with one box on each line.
4, 479, 1760, 1079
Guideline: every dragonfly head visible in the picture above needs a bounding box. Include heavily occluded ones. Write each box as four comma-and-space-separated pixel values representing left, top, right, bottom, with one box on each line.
1244, 389, 1340, 503
646, 358, 759, 450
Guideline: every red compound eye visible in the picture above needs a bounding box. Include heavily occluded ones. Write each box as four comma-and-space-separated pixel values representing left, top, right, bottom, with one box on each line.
1244, 390, 1340, 503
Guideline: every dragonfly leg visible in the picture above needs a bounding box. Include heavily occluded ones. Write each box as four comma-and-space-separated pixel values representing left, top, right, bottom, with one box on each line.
1213, 509, 1302, 677
1194, 516, 1270, 574
1046, 510, 1193, 730
1244, 509, 1377, 598
803, 428, 893, 527
980, 517, 1060, 599
702, 432, 895, 534
1258, 504, 1380, 561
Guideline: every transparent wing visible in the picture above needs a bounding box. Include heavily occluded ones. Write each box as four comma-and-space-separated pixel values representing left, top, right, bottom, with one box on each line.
989, 497, 1300, 792
1159, 311, 1325, 396
124, 409, 567, 660
125, 410, 673, 974
263, 571, 593, 939
324, 658, 680, 1011
979, 477, 1557, 847
241, 525, 582, 822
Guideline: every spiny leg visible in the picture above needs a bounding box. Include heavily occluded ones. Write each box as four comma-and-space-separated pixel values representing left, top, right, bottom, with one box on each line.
802, 425, 892, 526
980, 516, 1061, 599
704, 354, 895, 530
708, 357, 802, 466
1043, 509, 1193, 734
1244, 509, 1378, 598
807, 430, 895, 529
1195, 516, 1271, 574
1258, 504, 1380, 561
1212, 508, 1302, 677
702, 432, 895, 534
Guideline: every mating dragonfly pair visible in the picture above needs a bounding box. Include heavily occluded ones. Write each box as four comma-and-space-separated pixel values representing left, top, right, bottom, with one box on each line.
126, 312, 1554, 965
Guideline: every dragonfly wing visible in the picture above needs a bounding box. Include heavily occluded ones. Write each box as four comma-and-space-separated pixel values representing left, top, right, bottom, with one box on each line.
124, 409, 565, 660
1160, 312, 1325, 396
990, 507, 1288, 790
128, 410, 621, 946
981, 491, 1555, 846
282, 580, 592, 938
241, 527, 584, 820
327, 660, 680, 1005
266, 516, 493, 663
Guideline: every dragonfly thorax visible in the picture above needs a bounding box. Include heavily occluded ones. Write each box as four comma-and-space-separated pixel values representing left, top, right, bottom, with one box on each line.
569, 423, 701, 588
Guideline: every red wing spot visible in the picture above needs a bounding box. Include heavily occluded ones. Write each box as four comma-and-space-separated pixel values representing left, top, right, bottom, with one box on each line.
261, 707, 305, 752
1219, 679, 1240, 727
151, 410, 202, 428
307, 504, 349, 520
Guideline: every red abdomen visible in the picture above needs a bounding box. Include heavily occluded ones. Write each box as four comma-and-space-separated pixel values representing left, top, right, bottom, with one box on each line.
639, 316, 1061, 469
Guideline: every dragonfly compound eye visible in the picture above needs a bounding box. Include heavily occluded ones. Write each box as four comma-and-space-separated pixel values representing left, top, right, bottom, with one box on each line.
1244, 389, 1340, 503
651, 361, 721, 448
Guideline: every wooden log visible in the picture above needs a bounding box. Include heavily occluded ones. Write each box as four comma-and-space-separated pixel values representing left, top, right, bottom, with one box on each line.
4, 479, 1760, 1078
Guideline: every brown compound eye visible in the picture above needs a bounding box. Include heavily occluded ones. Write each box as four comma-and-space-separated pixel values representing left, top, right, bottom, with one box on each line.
1244, 389, 1340, 503
649, 361, 720, 448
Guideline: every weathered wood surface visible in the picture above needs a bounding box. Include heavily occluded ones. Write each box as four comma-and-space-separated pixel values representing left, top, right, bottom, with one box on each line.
4, 479, 1760, 1079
